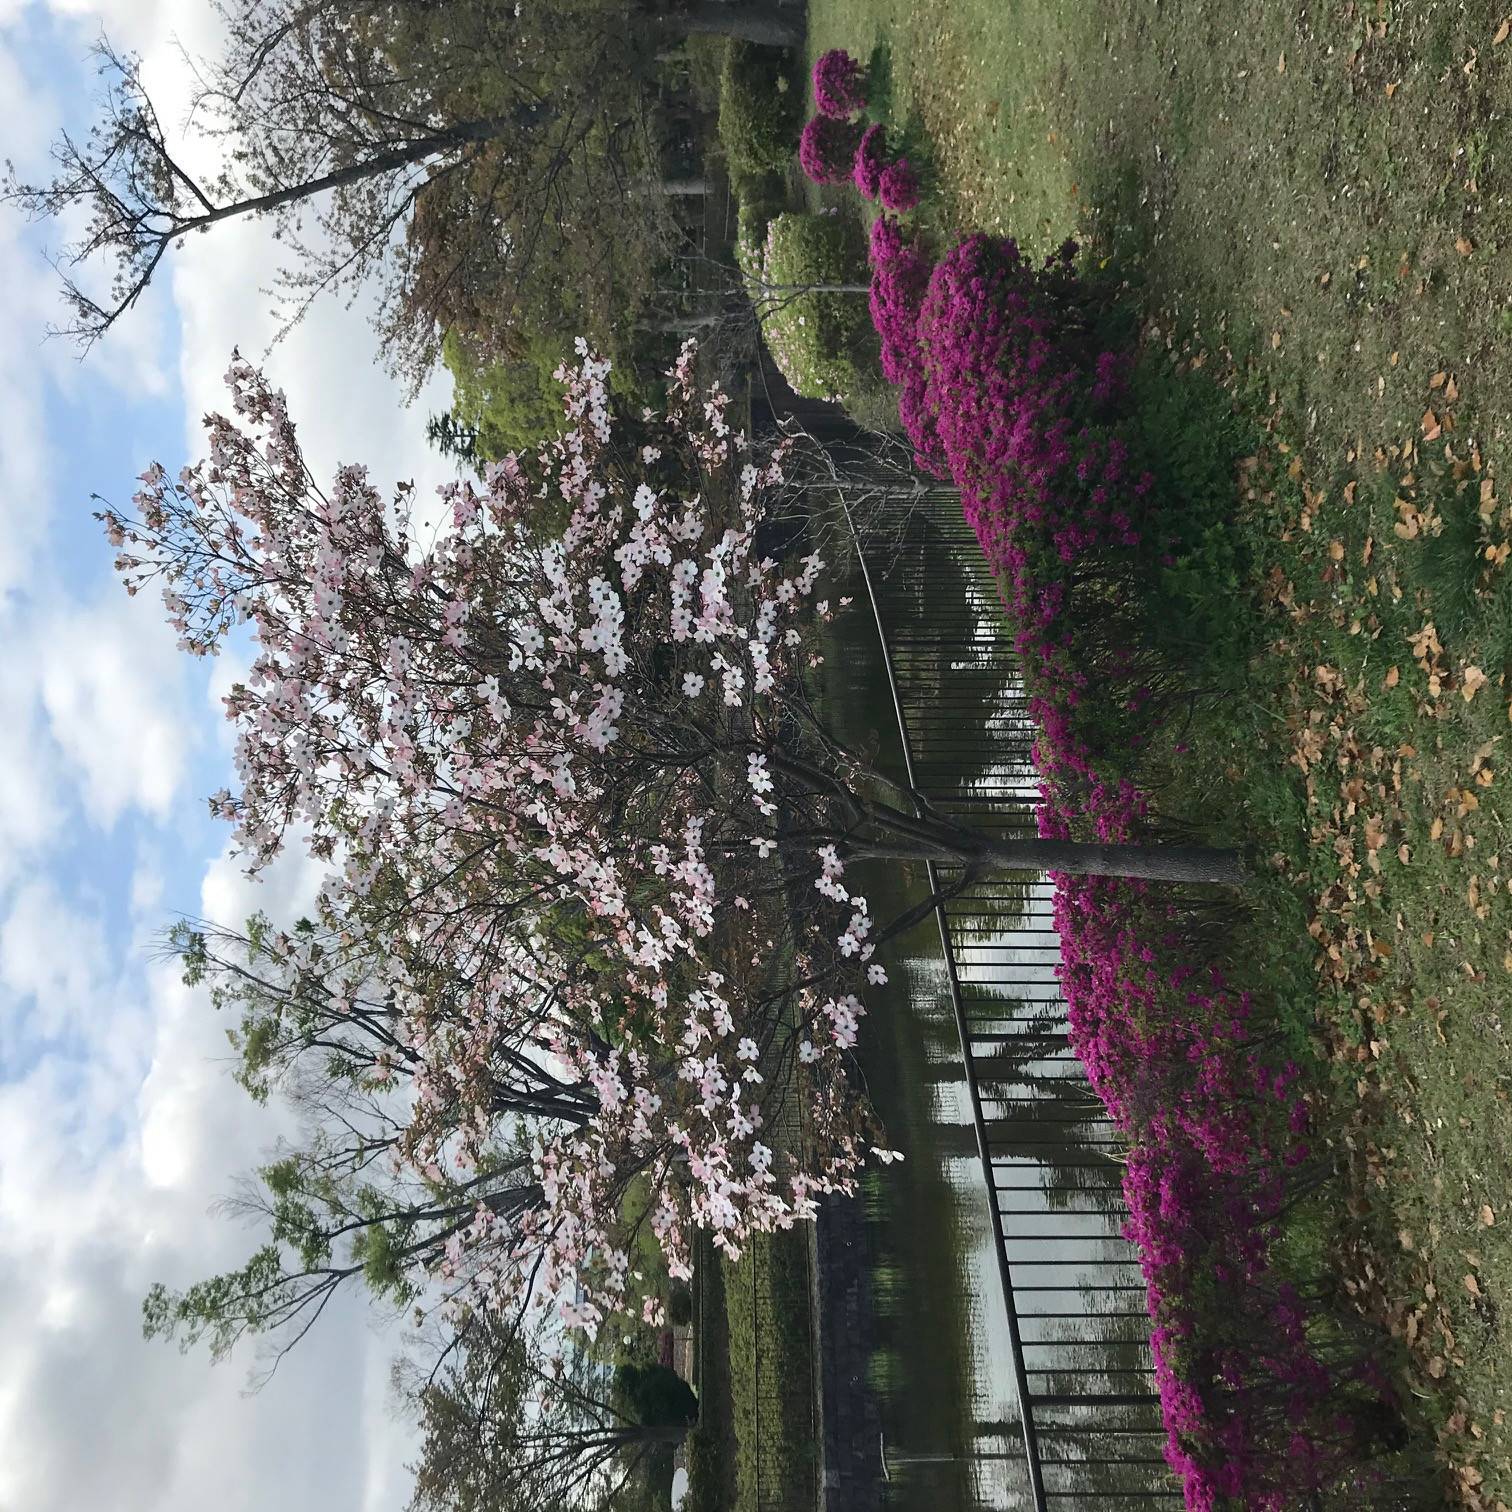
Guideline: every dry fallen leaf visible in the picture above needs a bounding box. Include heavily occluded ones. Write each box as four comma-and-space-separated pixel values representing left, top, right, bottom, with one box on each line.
1462, 665, 1489, 701
1496, 17, 1511, 45
1482, 1204, 1497, 1226
1466, 1273, 1482, 1298
1456, 235, 1476, 257
1385, 665, 1400, 688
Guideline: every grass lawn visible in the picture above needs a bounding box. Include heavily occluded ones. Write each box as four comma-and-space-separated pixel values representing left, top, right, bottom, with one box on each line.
687, 1227, 818, 1512
807, 0, 1512, 1503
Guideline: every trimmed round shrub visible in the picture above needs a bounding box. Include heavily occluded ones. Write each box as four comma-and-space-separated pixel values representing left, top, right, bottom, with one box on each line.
853, 123, 888, 199
732, 170, 788, 281
613, 1362, 699, 1427
878, 158, 920, 213
666, 1283, 694, 1326
719, 41, 801, 175
753, 211, 877, 401
799, 115, 863, 184
812, 48, 866, 119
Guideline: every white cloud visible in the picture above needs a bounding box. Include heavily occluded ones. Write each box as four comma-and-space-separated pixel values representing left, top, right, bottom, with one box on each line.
0, 879, 108, 1045
0, 4, 462, 1507
0, 846, 419, 1512
35, 589, 195, 827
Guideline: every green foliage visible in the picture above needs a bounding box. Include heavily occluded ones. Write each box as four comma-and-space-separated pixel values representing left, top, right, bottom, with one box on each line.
666, 1282, 694, 1326
1126, 353, 1258, 680
864, 1347, 903, 1396
733, 170, 788, 279
141, 1244, 287, 1360
444, 328, 663, 480
683, 33, 727, 114
721, 1231, 815, 1512
444, 328, 571, 462
612, 1362, 698, 1428
752, 212, 878, 402
1416, 484, 1490, 652
718, 42, 801, 176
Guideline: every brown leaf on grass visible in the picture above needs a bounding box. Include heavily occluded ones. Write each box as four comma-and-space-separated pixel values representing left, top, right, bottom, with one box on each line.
1409, 622, 1443, 662
1462, 664, 1489, 701
1498, 18, 1512, 45
1384, 80, 1398, 97
1456, 236, 1476, 257
1385, 665, 1400, 688
1466, 1273, 1483, 1298
1482, 1205, 1497, 1226
1431, 371, 1448, 390
1428, 1356, 1447, 1378
1423, 409, 1444, 442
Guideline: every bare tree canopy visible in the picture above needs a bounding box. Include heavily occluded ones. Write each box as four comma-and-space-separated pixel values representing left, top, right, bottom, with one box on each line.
3, 0, 800, 375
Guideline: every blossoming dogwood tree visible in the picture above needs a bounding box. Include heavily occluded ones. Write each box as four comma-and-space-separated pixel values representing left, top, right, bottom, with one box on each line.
110, 341, 1242, 1361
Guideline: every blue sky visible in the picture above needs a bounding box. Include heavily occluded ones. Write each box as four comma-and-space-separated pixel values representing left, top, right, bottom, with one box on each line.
0, 3, 459, 1507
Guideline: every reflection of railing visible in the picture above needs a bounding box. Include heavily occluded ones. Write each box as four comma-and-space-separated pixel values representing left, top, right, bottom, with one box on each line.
836, 483, 1180, 1511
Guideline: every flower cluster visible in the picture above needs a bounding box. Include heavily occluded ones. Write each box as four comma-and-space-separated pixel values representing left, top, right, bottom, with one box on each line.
104, 341, 910, 1345
811, 48, 866, 119
856, 229, 1394, 1505
852, 122, 888, 198
798, 114, 863, 184
877, 158, 920, 213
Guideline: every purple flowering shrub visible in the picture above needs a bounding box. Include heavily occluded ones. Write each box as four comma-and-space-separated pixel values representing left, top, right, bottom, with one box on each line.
812, 48, 867, 119
878, 159, 920, 212
862, 226, 1402, 1508
853, 123, 888, 199
799, 115, 864, 185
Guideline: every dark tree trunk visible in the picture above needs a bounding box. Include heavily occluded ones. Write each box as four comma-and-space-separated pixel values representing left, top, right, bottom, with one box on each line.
631, 177, 709, 196
675, 2, 802, 48
979, 838, 1248, 886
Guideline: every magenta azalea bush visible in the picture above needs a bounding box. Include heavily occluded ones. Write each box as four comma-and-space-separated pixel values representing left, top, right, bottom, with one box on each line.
877, 158, 920, 213
812, 48, 867, 119
853, 123, 888, 198
799, 114, 864, 184
862, 225, 1401, 1507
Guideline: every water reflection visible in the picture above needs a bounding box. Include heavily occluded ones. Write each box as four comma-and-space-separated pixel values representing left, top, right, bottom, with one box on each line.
822, 489, 1173, 1510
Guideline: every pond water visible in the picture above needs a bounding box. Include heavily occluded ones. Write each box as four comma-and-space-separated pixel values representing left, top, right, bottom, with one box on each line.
818, 492, 1158, 1510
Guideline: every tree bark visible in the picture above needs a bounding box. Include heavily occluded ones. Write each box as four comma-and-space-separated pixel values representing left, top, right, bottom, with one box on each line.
675, 3, 802, 48
176, 103, 555, 234
977, 838, 1248, 886
630, 177, 709, 196
852, 836, 1248, 886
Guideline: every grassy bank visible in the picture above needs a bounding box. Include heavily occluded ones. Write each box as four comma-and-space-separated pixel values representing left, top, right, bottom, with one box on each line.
804, 1, 1512, 1502
687, 1227, 818, 1512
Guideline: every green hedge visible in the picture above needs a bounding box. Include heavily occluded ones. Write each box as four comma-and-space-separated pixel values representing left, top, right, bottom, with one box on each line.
719, 41, 801, 176
751, 211, 878, 402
